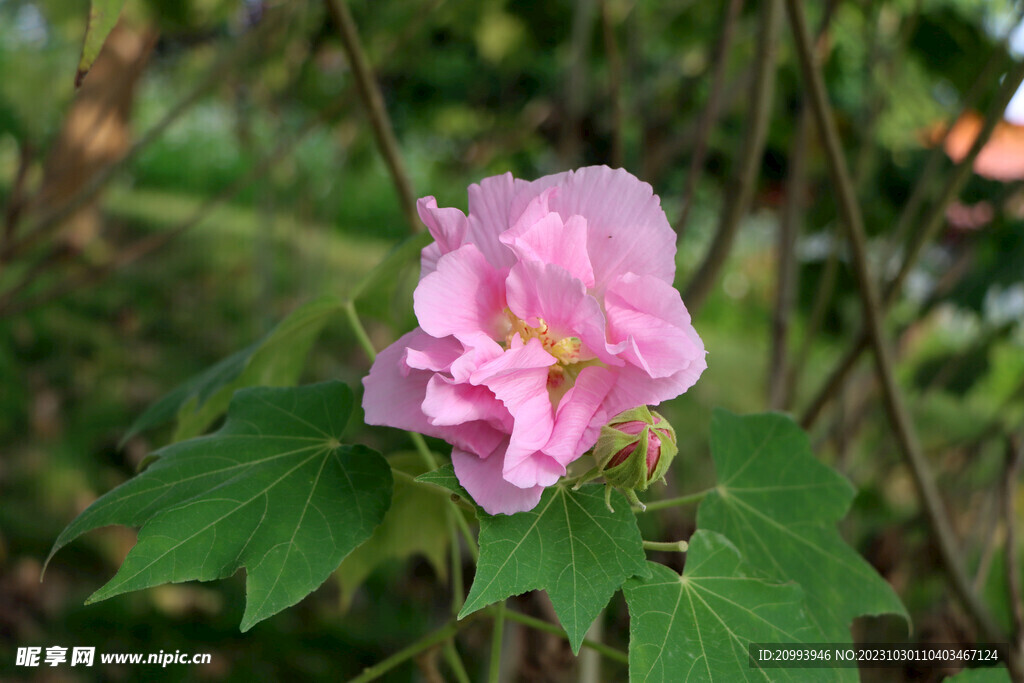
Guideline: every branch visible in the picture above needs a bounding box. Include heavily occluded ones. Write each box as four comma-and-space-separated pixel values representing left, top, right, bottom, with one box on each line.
674, 0, 744, 235
0, 20, 270, 266
683, 0, 782, 313
768, 101, 810, 410
324, 0, 419, 235
1005, 434, 1023, 646
0, 93, 349, 316
799, 46, 1024, 429
347, 616, 477, 683
501, 609, 629, 665
784, 0, 1013, 669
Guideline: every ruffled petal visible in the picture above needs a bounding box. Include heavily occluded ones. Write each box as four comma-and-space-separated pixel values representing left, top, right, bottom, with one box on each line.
505, 260, 619, 366
452, 446, 545, 515
543, 365, 617, 465
363, 328, 507, 458
501, 444, 566, 489
414, 244, 508, 343
465, 172, 527, 270
514, 166, 677, 292
363, 329, 454, 435
417, 196, 469, 278
500, 207, 595, 288
470, 338, 561, 487
602, 357, 708, 419
403, 334, 463, 374
422, 375, 511, 430
605, 273, 705, 378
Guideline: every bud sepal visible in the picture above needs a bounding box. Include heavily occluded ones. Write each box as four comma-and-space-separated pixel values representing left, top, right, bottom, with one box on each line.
575, 405, 678, 511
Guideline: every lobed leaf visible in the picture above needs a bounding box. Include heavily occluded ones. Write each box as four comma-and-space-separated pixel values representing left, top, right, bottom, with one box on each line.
459, 483, 650, 654
696, 410, 908, 665
47, 382, 392, 631
624, 530, 833, 682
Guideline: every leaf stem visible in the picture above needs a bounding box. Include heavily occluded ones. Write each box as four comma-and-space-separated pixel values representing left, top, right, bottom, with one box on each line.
346, 616, 475, 683
642, 540, 689, 553
488, 601, 506, 683
636, 489, 709, 513
343, 300, 378, 362
500, 609, 629, 665
448, 510, 465, 613
442, 639, 471, 683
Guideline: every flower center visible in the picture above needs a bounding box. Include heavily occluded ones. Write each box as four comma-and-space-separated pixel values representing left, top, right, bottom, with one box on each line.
501, 309, 595, 406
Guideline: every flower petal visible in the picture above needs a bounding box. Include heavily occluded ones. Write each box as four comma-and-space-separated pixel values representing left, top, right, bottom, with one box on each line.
605, 273, 705, 378
505, 260, 619, 366
452, 446, 545, 515
403, 334, 463, 374
500, 204, 595, 288
543, 365, 617, 465
363, 328, 507, 458
514, 166, 677, 292
414, 243, 508, 343
418, 196, 470, 277
423, 375, 511, 430
465, 172, 527, 269
470, 338, 561, 487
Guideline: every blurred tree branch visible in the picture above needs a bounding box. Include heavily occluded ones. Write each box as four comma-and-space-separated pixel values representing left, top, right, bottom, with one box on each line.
683, 0, 782, 313
324, 0, 419, 235
800, 34, 1024, 430
674, 0, 743, 236
784, 0, 1019, 677
1005, 434, 1023, 650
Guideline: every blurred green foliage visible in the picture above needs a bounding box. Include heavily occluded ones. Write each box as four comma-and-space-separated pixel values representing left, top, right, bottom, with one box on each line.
1, 0, 1023, 680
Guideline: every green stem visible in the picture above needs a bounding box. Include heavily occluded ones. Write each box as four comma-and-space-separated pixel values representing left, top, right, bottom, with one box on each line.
442, 639, 471, 683
343, 300, 377, 362
346, 616, 474, 683
642, 540, 689, 553
501, 610, 629, 665
489, 601, 506, 683
408, 431, 479, 561
448, 509, 465, 614
637, 489, 710, 513
347, 304, 479, 564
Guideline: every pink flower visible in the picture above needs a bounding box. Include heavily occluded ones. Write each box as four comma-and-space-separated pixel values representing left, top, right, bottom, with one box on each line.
362, 166, 706, 515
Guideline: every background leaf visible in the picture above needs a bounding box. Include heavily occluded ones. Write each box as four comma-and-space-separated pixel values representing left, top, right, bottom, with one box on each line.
460, 484, 649, 654
47, 381, 392, 631
123, 295, 343, 444
696, 410, 908, 649
77, 0, 127, 87
624, 530, 831, 682
335, 452, 450, 609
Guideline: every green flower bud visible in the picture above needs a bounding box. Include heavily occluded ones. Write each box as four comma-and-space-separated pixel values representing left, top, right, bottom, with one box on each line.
589, 406, 677, 510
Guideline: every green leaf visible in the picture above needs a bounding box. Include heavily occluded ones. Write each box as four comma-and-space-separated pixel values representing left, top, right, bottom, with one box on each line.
624, 530, 831, 682
47, 382, 392, 631
696, 410, 908, 647
336, 453, 450, 610
77, 0, 127, 87
123, 296, 343, 445
415, 462, 472, 505
459, 484, 649, 654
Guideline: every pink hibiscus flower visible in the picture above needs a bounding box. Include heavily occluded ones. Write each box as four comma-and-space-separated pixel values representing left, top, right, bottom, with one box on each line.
362, 166, 706, 515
